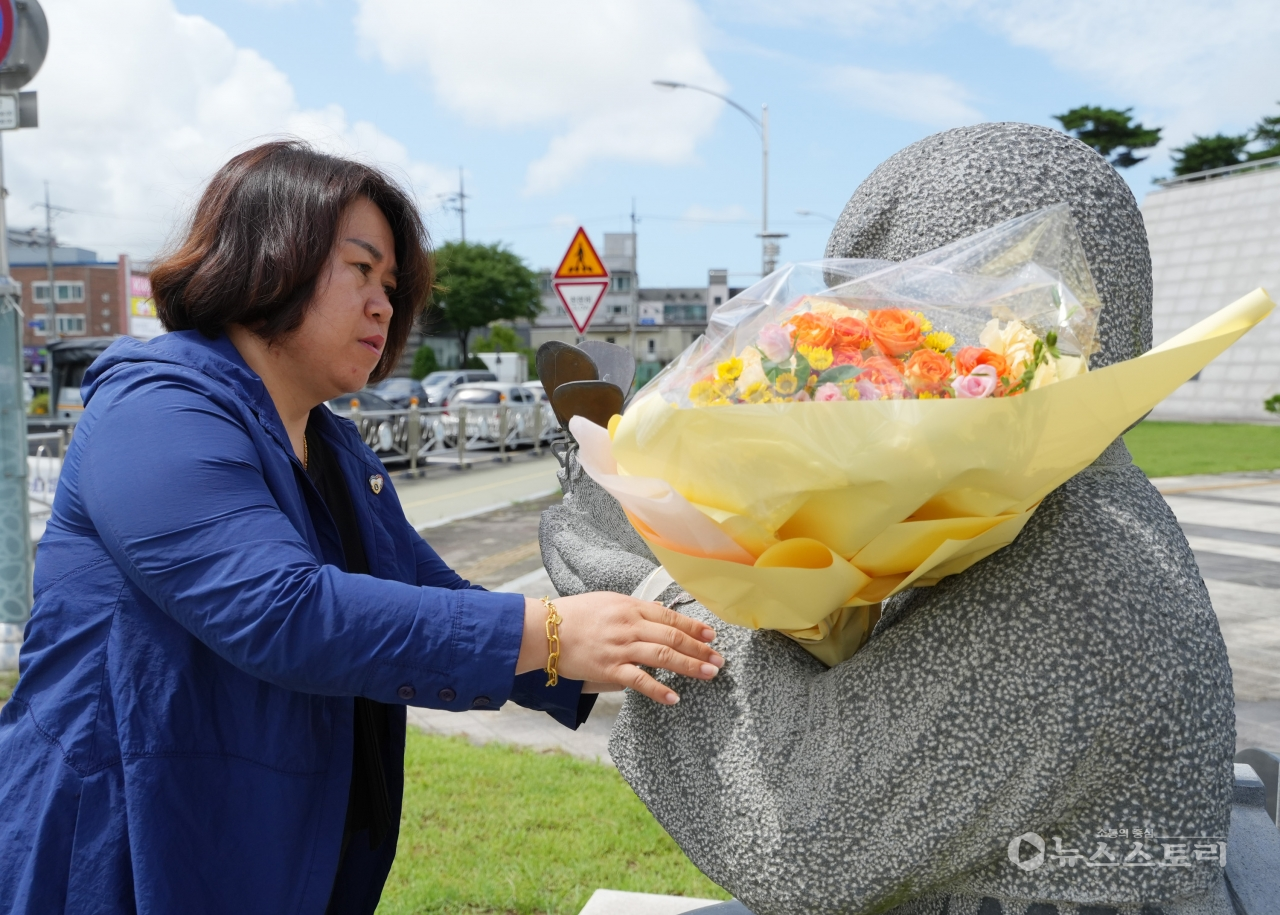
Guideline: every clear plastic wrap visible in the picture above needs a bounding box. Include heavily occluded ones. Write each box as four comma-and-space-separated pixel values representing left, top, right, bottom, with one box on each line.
572, 206, 1273, 666
645, 204, 1100, 408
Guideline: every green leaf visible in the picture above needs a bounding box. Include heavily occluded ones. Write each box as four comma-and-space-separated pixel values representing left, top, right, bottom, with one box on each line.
817, 365, 862, 385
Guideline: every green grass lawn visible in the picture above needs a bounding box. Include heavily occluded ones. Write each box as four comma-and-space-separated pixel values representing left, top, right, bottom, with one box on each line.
377, 730, 728, 915
1124, 421, 1280, 478
0, 668, 15, 703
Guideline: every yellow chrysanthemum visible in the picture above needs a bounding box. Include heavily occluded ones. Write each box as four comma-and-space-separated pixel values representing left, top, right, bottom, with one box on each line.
708, 397, 730, 406
918, 391, 937, 400
798, 345, 834, 371
689, 380, 715, 406
915, 312, 933, 333
773, 372, 799, 396
714, 379, 737, 399
842, 381, 861, 400
924, 331, 955, 353
742, 381, 772, 404
716, 357, 743, 381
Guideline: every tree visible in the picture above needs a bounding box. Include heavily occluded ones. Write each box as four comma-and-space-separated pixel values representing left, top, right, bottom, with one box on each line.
425, 241, 541, 368
1053, 105, 1162, 168
473, 323, 538, 378
1247, 104, 1280, 161
1170, 133, 1249, 176
410, 345, 438, 380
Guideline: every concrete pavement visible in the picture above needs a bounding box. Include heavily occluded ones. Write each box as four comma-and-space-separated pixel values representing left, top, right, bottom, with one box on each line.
392, 451, 561, 532
1152, 471, 1280, 752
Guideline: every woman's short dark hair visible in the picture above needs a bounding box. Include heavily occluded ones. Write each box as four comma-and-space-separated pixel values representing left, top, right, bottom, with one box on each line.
151, 140, 431, 383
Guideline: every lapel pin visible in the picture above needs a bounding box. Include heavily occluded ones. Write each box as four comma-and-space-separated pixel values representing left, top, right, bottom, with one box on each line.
369, 474, 384, 495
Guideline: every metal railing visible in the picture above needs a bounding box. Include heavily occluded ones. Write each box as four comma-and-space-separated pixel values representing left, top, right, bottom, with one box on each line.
27, 430, 70, 528
21, 405, 567, 536
1155, 154, 1280, 188
342, 402, 566, 474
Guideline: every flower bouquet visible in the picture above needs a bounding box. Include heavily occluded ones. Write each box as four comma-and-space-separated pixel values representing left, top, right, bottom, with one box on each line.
574, 206, 1274, 665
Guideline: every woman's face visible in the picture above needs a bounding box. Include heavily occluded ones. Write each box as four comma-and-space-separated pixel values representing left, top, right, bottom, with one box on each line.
289, 197, 398, 401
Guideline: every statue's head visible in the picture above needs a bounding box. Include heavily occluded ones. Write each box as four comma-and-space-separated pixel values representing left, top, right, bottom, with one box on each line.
826, 122, 1152, 367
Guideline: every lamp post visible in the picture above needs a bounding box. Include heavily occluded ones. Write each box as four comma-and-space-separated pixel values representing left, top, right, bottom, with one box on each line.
653, 80, 786, 277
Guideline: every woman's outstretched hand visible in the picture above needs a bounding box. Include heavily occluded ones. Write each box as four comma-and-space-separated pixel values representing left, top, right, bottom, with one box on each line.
515, 593, 722, 705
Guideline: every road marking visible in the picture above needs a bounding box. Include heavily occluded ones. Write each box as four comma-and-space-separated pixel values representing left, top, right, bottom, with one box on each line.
1158, 479, 1280, 495
1186, 536, 1280, 565
401, 468, 558, 509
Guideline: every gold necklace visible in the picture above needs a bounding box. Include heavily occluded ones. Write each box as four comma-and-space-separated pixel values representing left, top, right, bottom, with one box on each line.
302, 432, 309, 471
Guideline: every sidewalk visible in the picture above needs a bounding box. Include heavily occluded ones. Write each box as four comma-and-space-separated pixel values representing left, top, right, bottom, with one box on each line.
393, 451, 561, 531
1151, 470, 1280, 751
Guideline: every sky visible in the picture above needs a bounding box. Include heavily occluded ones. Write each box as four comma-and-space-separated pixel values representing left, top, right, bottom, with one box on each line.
4, 0, 1277, 287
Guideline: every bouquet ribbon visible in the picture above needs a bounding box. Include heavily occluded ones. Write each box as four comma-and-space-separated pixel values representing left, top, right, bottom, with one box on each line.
574, 289, 1275, 666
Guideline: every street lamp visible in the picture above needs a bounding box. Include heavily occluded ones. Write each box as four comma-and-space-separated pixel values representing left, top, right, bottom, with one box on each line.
653, 80, 786, 276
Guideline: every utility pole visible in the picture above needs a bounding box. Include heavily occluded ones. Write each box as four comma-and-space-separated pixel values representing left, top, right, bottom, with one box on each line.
41, 180, 54, 341
0, 0, 49, 662
627, 198, 638, 360
456, 167, 468, 242
0, 131, 32, 643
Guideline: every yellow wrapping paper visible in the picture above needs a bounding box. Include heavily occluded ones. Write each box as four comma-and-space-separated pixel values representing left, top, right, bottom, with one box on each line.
575, 289, 1274, 665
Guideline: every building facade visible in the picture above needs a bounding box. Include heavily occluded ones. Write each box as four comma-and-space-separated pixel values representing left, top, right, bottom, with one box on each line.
1141, 159, 1280, 423
529, 231, 742, 386
8, 235, 150, 371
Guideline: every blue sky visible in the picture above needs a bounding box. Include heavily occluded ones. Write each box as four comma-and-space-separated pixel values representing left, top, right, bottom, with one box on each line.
10, 0, 1276, 288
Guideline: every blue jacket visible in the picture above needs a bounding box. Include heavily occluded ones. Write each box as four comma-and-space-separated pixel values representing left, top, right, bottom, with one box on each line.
0, 331, 587, 914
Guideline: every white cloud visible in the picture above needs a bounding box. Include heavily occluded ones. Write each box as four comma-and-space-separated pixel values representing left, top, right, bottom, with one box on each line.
354, 0, 728, 195
5, 0, 451, 259
711, 0, 1280, 147
823, 65, 981, 126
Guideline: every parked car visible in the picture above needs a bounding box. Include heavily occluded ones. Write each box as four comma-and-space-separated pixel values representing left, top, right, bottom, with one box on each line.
420, 369, 497, 407
373, 376, 426, 408
325, 390, 403, 460
520, 380, 548, 402
325, 390, 396, 413
443, 382, 553, 446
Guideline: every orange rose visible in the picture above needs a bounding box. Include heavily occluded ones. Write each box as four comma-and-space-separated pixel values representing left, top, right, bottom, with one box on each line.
955, 346, 1009, 379
786, 313, 836, 349
832, 347, 864, 367
859, 355, 905, 387
832, 316, 873, 351
866, 309, 924, 357
904, 348, 954, 393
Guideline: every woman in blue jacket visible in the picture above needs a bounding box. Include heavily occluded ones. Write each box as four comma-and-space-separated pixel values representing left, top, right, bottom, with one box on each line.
0, 141, 723, 915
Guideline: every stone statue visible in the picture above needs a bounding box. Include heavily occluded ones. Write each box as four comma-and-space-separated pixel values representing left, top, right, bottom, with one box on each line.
540, 123, 1236, 915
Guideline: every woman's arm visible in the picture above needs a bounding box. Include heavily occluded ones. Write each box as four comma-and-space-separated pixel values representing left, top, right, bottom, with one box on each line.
79, 368, 526, 708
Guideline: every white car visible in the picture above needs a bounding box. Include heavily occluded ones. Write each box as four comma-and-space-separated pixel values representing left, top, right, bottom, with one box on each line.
443, 382, 553, 445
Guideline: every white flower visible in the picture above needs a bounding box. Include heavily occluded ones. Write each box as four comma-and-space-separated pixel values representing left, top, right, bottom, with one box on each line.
736, 345, 768, 392
979, 318, 1039, 377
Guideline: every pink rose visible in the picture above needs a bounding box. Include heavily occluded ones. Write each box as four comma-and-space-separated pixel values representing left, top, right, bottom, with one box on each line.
814, 383, 843, 402
757, 323, 793, 363
954, 364, 998, 399
793, 389, 812, 402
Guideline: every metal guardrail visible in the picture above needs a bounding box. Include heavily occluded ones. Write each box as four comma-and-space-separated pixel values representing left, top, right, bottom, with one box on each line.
21, 404, 567, 530
1154, 153, 1280, 188
338, 402, 566, 474
27, 430, 69, 526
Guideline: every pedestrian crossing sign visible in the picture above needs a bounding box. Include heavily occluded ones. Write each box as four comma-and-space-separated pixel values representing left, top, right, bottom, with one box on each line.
554, 228, 609, 279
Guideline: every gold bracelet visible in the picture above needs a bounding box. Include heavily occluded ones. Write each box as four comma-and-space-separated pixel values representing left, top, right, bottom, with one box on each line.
541, 596, 562, 687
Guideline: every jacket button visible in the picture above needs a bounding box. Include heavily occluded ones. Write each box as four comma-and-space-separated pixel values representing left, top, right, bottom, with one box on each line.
397, 685, 416, 700
471, 696, 490, 709
438, 687, 457, 703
